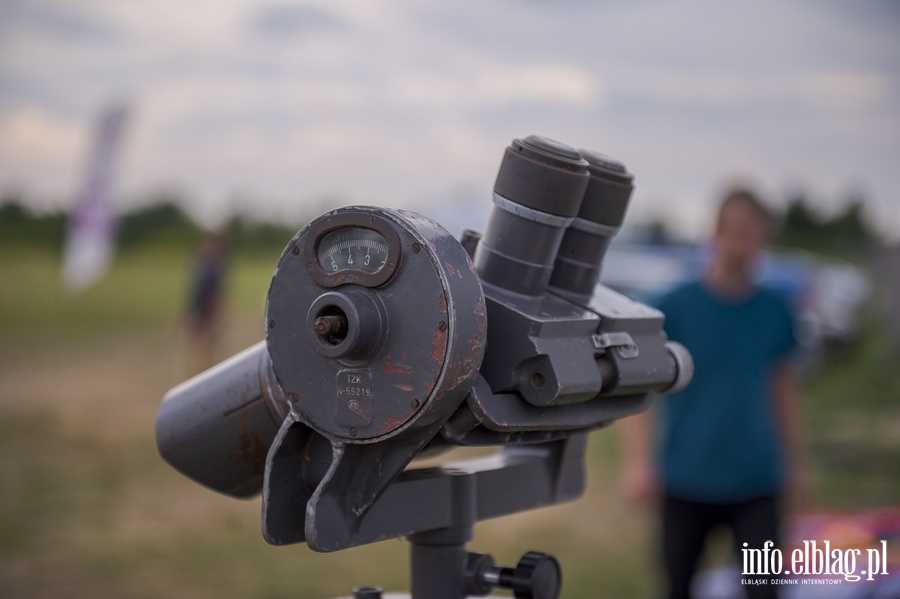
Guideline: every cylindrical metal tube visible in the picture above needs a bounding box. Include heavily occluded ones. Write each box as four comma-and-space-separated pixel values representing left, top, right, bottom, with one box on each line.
548, 150, 634, 302
663, 341, 694, 394
473, 136, 589, 296
594, 340, 693, 396
155, 341, 288, 498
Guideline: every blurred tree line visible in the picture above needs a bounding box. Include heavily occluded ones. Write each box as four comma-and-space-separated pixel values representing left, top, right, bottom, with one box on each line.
773, 194, 878, 260
0, 191, 883, 259
637, 194, 881, 260
0, 192, 303, 255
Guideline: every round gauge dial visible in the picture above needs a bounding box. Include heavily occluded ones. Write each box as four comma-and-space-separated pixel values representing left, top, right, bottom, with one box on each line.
316, 227, 389, 275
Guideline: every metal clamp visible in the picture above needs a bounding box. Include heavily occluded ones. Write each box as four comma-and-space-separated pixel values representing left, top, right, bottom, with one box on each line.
591, 332, 639, 359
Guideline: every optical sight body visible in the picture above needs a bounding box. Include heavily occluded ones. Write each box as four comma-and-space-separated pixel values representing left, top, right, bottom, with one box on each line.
156, 135, 693, 554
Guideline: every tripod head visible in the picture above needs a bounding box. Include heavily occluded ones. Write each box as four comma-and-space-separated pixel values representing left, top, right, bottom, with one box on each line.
156, 136, 692, 598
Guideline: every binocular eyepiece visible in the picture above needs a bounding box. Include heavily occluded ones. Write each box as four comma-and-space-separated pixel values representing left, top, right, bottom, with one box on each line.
474, 135, 633, 301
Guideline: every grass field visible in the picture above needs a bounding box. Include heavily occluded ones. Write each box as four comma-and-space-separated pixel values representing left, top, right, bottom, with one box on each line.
1, 243, 898, 598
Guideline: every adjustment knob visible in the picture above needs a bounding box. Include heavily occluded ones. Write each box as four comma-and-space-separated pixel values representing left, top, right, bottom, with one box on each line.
493, 551, 562, 599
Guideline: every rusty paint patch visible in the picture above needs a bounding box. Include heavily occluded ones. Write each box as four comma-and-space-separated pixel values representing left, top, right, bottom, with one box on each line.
377, 414, 415, 436
436, 294, 487, 392
445, 261, 464, 279
438, 292, 447, 314
466, 296, 488, 369
431, 324, 448, 363
393, 384, 414, 392
383, 355, 412, 375
231, 409, 268, 475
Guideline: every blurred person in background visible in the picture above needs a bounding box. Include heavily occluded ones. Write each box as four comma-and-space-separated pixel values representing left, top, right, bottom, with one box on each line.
620, 189, 808, 599
185, 231, 229, 374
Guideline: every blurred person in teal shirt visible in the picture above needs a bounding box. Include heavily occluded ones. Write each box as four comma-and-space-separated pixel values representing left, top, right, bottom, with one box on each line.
620, 189, 808, 599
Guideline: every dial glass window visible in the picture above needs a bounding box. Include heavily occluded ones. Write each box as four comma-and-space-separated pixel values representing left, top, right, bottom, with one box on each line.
316, 227, 389, 275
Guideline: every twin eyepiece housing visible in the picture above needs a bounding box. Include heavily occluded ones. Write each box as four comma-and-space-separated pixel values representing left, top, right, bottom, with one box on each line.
475, 135, 633, 301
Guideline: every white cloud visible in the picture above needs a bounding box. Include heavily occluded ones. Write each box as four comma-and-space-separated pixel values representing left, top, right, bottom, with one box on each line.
378, 62, 599, 110
0, 108, 84, 200
608, 66, 892, 112
0, 0, 898, 238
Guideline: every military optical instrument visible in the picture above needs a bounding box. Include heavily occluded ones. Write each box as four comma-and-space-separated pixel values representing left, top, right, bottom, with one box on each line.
156, 135, 693, 599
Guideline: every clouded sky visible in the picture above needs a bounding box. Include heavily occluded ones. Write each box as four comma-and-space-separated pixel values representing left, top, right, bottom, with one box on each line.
1, 0, 898, 238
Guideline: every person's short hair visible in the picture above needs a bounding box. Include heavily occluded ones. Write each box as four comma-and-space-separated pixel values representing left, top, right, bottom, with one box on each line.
716, 188, 773, 234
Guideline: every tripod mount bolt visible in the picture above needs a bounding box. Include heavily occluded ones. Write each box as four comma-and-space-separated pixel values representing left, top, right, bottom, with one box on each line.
469, 550, 561, 599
